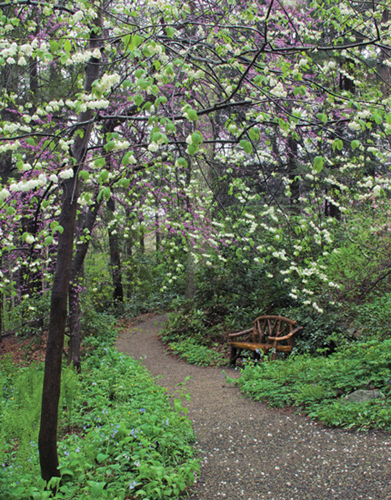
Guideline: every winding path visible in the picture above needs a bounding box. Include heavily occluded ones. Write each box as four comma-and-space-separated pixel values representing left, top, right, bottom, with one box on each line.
115, 315, 391, 500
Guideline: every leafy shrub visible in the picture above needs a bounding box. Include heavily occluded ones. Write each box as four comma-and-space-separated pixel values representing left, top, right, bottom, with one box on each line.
235, 339, 391, 430
4, 290, 51, 336
168, 338, 227, 367
349, 293, 391, 341
279, 304, 346, 354
0, 342, 199, 499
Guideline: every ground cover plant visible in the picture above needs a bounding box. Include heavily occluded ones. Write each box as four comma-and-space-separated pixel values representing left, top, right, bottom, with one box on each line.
168, 338, 226, 367
0, 337, 199, 499
232, 340, 391, 431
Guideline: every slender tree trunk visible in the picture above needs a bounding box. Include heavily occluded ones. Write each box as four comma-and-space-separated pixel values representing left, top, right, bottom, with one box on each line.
124, 208, 133, 299
139, 217, 145, 254
107, 196, 123, 303
67, 193, 102, 371
288, 135, 299, 206
67, 263, 83, 373
38, 176, 80, 481
38, 13, 102, 481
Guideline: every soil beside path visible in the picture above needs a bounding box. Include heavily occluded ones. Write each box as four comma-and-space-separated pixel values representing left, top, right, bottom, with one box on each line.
115, 315, 391, 500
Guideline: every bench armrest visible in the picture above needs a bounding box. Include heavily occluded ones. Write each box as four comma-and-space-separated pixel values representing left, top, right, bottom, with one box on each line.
268, 326, 303, 342
228, 328, 253, 339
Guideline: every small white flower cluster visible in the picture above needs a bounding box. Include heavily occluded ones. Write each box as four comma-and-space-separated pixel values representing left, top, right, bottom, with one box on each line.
45, 99, 65, 113
10, 179, 40, 192
64, 51, 94, 66
112, 140, 130, 151
59, 168, 74, 179
0, 188, 10, 200
73, 10, 84, 22
94, 73, 120, 94
0, 140, 20, 153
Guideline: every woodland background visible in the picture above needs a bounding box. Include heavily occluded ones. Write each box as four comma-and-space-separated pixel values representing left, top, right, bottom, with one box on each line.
2, 0, 391, 498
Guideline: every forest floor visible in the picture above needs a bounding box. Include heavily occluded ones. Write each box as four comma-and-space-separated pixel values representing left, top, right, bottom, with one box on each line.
115, 314, 391, 500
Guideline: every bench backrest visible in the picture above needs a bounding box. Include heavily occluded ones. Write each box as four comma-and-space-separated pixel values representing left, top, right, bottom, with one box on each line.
252, 315, 297, 344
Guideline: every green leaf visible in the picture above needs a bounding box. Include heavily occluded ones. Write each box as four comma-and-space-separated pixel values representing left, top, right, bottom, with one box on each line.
57, 225, 64, 234
59, 468, 74, 477
313, 156, 324, 173
166, 26, 174, 38
191, 132, 203, 145
176, 157, 188, 168
187, 144, 197, 155
121, 152, 131, 165
351, 140, 360, 150
239, 140, 253, 154
98, 170, 109, 182
332, 139, 343, 152
96, 453, 109, 463
64, 39, 72, 53
103, 187, 111, 200
45, 236, 53, 245
165, 122, 176, 133
293, 86, 306, 96
249, 127, 259, 141
121, 178, 130, 188
143, 101, 152, 111
88, 481, 106, 497
104, 141, 115, 152
78, 170, 89, 180
94, 158, 106, 168
316, 113, 327, 123
25, 137, 35, 146
373, 114, 382, 125
129, 34, 143, 51
133, 95, 143, 106
187, 109, 198, 121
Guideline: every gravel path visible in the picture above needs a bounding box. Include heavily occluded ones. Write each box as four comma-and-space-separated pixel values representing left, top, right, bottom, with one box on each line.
115, 315, 391, 500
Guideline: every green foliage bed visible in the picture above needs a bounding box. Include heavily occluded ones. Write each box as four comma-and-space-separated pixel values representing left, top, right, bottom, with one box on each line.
234, 340, 391, 431
0, 339, 198, 499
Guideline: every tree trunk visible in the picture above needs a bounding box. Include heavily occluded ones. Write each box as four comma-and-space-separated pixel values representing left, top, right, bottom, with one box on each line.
38, 13, 101, 481
38, 176, 80, 481
185, 249, 197, 300
288, 135, 299, 206
67, 192, 102, 371
67, 262, 83, 374
107, 196, 123, 303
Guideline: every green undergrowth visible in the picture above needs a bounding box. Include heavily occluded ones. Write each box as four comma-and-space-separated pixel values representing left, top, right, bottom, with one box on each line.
233, 339, 391, 431
168, 338, 226, 367
0, 338, 199, 499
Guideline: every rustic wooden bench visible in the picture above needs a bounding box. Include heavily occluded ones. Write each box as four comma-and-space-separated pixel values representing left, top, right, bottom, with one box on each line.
228, 315, 303, 365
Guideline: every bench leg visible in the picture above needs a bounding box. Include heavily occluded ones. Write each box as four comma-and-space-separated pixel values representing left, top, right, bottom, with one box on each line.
230, 346, 237, 366
230, 347, 243, 366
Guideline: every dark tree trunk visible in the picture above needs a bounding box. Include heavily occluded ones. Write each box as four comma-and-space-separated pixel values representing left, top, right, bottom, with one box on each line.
38, 176, 80, 481
38, 14, 102, 481
139, 219, 145, 254
124, 207, 133, 299
107, 196, 123, 303
288, 136, 299, 205
67, 193, 102, 371
67, 263, 83, 374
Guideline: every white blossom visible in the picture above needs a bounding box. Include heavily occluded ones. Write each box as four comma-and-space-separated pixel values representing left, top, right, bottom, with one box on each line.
59, 168, 74, 179
0, 188, 10, 199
